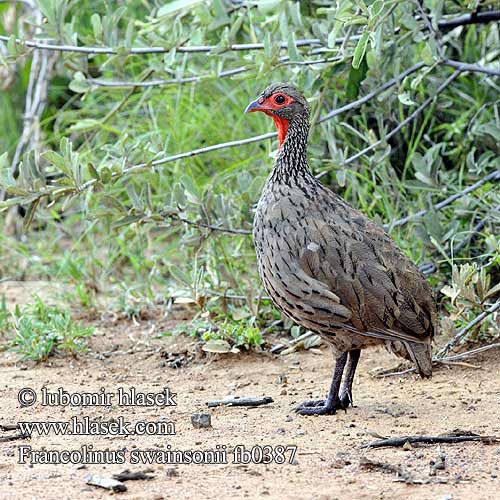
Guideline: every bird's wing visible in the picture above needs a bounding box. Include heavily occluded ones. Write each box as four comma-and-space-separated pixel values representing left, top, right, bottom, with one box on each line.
290, 191, 436, 345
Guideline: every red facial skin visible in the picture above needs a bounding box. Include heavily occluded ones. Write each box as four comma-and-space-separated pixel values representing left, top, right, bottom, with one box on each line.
249, 93, 295, 147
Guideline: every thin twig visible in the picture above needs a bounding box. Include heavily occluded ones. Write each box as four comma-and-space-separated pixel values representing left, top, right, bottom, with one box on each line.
2, 8, 499, 56
0, 35, 344, 55
0, 432, 30, 442
438, 9, 500, 32
207, 396, 273, 408
386, 170, 500, 229
0, 5, 58, 202
319, 62, 427, 123
361, 432, 499, 449
438, 343, 500, 363
443, 59, 500, 77
376, 342, 500, 378
453, 203, 500, 255
174, 216, 252, 235
437, 301, 500, 357
343, 70, 462, 166
89, 57, 344, 89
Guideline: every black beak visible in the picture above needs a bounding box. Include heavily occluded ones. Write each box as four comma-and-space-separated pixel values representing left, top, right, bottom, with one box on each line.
245, 99, 262, 113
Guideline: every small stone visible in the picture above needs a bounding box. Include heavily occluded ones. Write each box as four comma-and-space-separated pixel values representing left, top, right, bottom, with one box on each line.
165, 468, 179, 478
296, 429, 305, 435
191, 413, 212, 429
402, 441, 413, 451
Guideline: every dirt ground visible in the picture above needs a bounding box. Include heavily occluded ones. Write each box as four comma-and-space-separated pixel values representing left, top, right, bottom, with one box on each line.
0, 283, 499, 500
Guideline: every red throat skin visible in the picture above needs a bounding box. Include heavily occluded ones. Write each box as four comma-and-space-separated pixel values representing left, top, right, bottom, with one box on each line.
272, 115, 289, 147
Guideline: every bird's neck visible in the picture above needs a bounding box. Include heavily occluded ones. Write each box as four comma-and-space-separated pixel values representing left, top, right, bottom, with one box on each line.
271, 111, 313, 183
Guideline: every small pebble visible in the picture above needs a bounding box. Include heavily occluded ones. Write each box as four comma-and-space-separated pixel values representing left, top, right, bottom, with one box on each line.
191, 413, 212, 429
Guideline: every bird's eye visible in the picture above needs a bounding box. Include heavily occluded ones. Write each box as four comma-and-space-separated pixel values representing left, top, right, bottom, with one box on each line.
274, 94, 286, 104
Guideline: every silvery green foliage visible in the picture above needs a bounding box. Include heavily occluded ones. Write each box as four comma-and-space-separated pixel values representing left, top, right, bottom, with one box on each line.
0, 1, 498, 341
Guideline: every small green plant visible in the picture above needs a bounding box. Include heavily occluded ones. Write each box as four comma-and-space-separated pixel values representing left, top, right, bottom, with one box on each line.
0, 294, 12, 334
9, 297, 94, 361
167, 317, 264, 353
441, 263, 500, 342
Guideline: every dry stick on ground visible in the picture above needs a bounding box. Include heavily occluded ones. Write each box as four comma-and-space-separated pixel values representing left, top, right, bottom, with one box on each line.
0, 432, 29, 442
361, 432, 500, 449
207, 396, 273, 408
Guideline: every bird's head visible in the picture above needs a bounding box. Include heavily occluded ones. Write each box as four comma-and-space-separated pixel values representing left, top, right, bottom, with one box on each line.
245, 83, 310, 147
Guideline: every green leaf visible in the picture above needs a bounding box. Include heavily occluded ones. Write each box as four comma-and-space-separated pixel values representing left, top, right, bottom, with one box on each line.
398, 92, 416, 106
91, 13, 102, 40
69, 72, 90, 93
202, 339, 231, 353
420, 43, 433, 65
346, 57, 368, 100
67, 119, 102, 133
157, 0, 204, 17
100, 166, 112, 183
0, 152, 15, 187
42, 150, 66, 170
287, 32, 300, 62
352, 30, 369, 69
88, 163, 100, 180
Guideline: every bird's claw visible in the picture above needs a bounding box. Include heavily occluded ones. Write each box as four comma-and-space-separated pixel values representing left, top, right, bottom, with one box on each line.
294, 397, 347, 416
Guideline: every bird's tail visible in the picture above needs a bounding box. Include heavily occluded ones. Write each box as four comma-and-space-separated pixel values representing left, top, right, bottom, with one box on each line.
405, 341, 432, 378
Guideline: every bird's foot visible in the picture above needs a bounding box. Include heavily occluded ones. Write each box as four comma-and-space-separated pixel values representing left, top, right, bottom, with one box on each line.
294, 397, 345, 416
339, 390, 354, 409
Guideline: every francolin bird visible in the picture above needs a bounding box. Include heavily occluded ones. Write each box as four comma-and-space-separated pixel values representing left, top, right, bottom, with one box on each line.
246, 83, 437, 416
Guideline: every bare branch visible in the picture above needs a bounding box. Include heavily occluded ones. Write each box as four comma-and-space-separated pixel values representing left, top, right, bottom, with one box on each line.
444, 59, 500, 77
387, 170, 500, 230
0, 35, 352, 55
166, 213, 252, 235
437, 300, 500, 357
343, 70, 462, 166
438, 9, 500, 32
376, 342, 500, 378
0, 6, 58, 202
453, 203, 500, 255
438, 343, 500, 363
319, 62, 427, 123
89, 56, 343, 89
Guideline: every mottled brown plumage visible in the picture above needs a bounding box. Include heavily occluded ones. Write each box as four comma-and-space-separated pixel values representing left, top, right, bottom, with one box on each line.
246, 83, 437, 416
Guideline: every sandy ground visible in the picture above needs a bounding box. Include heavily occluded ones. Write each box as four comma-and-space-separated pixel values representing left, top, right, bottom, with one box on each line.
0, 283, 499, 500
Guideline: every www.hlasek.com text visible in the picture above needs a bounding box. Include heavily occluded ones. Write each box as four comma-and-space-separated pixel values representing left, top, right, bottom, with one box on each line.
17, 416, 175, 437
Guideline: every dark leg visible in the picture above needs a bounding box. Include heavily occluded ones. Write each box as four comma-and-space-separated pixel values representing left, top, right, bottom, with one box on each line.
294, 352, 348, 416
339, 349, 361, 408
